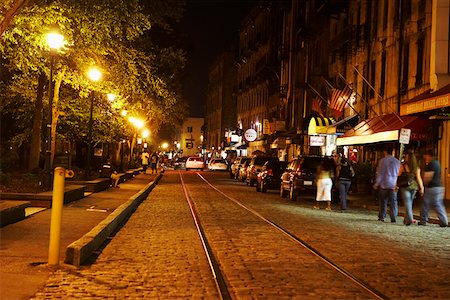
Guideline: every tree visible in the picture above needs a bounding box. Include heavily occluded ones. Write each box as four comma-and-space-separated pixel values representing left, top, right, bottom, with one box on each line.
0, 0, 187, 173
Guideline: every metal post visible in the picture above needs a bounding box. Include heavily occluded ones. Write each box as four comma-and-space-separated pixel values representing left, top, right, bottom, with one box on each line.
48, 167, 65, 266
120, 141, 124, 172
45, 54, 55, 188
87, 92, 94, 179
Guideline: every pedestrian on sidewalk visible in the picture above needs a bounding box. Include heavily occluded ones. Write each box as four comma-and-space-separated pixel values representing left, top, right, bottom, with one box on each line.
336, 157, 355, 211
111, 171, 120, 188
374, 146, 400, 222
397, 150, 424, 225
150, 152, 159, 174
141, 150, 150, 174
419, 150, 448, 227
314, 157, 334, 211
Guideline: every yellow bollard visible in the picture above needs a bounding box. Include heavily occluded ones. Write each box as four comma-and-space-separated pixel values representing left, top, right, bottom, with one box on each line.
48, 167, 65, 266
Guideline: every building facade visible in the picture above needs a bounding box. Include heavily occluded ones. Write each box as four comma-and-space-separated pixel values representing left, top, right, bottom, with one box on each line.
205, 51, 237, 151
176, 117, 204, 157
208, 0, 449, 197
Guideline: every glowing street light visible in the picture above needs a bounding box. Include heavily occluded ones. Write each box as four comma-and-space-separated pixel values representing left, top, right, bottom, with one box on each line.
142, 129, 150, 139
161, 142, 169, 150
86, 66, 102, 179
87, 66, 102, 82
45, 31, 64, 188
47, 32, 64, 50
107, 93, 116, 102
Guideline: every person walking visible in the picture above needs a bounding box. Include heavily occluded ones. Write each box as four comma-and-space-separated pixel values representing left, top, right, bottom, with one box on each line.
374, 146, 400, 222
419, 150, 448, 227
314, 158, 335, 211
397, 151, 424, 225
150, 152, 159, 174
141, 150, 150, 174
336, 157, 355, 211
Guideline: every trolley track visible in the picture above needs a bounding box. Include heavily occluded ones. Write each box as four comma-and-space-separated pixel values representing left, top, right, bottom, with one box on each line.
180, 171, 387, 300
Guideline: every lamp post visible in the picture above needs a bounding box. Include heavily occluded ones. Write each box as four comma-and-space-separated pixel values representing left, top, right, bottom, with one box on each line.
45, 32, 64, 188
86, 67, 102, 179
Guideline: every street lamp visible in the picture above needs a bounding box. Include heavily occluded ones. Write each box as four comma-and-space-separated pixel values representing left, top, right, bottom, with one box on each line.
86, 66, 102, 179
45, 31, 64, 188
107, 93, 116, 102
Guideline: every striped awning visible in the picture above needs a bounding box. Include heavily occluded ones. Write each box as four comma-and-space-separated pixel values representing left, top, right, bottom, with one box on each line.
307, 117, 334, 135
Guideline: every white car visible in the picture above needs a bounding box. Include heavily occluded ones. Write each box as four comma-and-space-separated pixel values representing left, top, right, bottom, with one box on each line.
185, 157, 205, 171
208, 159, 228, 171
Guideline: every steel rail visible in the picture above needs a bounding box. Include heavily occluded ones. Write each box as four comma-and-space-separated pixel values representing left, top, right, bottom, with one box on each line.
179, 172, 231, 300
197, 172, 388, 300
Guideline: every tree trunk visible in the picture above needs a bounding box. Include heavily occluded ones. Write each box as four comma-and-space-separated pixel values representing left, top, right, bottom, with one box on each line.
28, 72, 46, 171
50, 70, 65, 167
0, 0, 29, 36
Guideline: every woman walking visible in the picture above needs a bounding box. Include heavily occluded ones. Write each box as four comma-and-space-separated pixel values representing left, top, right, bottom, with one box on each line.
314, 158, 335, 210
336, 157, 355, 211
398, 151, 424, 225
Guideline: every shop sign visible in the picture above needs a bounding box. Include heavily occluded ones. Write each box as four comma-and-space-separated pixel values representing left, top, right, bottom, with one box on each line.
310, 136, 325, 146
399, 128, 411, 144
400, 94, 450, 115
230, 134, 239, 143
244, 129, 257, 142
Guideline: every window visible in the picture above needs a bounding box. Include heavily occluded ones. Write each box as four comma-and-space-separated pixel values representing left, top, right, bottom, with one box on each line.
401, 43, 409, 94
415, 38, 424, 87
370, 60, 376, 99
383, 0, 388, 29
371, 0, 379, 38
380, 51, 386, 96
187, 126, 193, 133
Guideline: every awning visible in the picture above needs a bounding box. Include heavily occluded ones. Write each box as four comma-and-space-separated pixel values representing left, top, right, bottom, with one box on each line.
336, 113, 429, 146
326, 114, 359, 135
400, 84, 450, 116
307, 117, 334, 135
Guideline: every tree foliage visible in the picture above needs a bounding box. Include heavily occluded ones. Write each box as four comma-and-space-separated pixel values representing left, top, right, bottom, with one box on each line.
0, 0, 187, 170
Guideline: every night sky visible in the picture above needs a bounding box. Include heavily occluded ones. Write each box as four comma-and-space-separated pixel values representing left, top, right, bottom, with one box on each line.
180, 0, 258, 117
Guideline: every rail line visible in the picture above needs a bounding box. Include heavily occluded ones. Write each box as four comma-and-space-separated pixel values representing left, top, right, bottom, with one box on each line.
194, 172, 388, 300
179, 172, 231, 300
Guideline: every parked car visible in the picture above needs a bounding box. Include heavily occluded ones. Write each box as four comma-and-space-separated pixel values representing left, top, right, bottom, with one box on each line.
237, 160, 250, 182
185, 156, 205, 171
173, 156, 188, 170
246, 156, 279, 187
230, 157, 251, 179
280, 156, 325, 201
256, 160, 289, 192
208, 158, 228, 171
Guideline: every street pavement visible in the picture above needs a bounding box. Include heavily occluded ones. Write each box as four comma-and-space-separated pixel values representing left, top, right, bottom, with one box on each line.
0, 172, 158, 300
28, 171, 449, 299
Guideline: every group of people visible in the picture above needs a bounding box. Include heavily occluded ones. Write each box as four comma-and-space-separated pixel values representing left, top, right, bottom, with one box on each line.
374, 146, 448, 227
313, 147, 448, 227
141, 150, 159, 174
314, 155, 355, 211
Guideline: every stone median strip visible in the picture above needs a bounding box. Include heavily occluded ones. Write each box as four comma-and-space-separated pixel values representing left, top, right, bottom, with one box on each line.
65, 173, 163, 267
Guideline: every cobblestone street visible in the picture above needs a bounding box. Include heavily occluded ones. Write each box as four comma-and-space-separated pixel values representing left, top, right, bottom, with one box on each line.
33, 171, 450, 299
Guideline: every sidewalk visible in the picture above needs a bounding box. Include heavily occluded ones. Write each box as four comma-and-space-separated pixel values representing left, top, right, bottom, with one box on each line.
0, 172, 159, 300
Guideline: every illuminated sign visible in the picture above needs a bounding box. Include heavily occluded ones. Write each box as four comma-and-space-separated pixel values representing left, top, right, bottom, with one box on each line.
310, 136, 325, 146
400, 94, 449, 115
244, 129, 257, 142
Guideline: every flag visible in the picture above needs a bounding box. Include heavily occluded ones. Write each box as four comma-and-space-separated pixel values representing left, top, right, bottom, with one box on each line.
311, 97, 323, 116
329, 85, 353, 112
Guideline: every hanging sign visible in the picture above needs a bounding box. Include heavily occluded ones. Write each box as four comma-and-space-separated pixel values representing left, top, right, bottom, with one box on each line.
244, 129, 257, 142
399, 128, 411, 144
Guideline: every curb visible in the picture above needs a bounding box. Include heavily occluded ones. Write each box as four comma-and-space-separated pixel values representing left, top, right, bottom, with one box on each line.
65, 173, 163, 266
